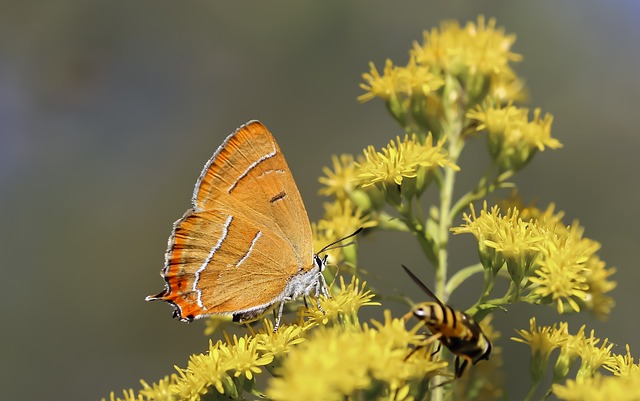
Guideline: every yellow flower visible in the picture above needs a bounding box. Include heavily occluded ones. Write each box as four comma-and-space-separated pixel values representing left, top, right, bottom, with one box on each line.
412, 16, 521, 103
254, 319, 307, 358
468, 103, 561, 171
102, 390, 144, 401
529, 244, 589, 314
452, 203, 544, 280
512, 317, 568, 382
413, 16, 521, 74
139, 375, 177, 401
582, 255, 616, 320
358, 57, 444, 104
302, 276, 380, 328
400, 55, 445, 98
575, 330, 615, 380
499, 196, 617, 318
358, 59, 404, 103
318, 154, 359, 201
267, 310, 444, 401
313, 199, 377, 268
356, 133, 458, 198
605, 345, 640, 377
553, 370, 640, 401
173, 340, 231, 399
203, 315, 233, 336
220, 334, 274, 381
489, 69, 528, 103
554, 325, 586, 382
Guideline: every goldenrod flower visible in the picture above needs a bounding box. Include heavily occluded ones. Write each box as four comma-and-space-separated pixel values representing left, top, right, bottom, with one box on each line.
359, 59, 404, 103
313, 199, 377, 267
356, 134, 457, 201
554, 325, 586, 382
358, 57, 444, 102
489, 69, 528, 103
173, 340, 231, 399
575, 330, 615, 380
220, 334, 274, 381
103, 389, 144, 401
529, 244, 589, 314
318, 154, 359, 201
512, 317, 568, 382
452, 203, 544, 281
413, 16, 521, 75
303, 276, 380, 328
400, 55, 445, 98
203, 315, 233, 336
604, 345, 640, 377
254, 319, 307, 358
553, 371, 640, 401
498, 197, 617, 318
468, 103, 561, 171
267, 311, 444, 401
139, 375, 177, 401
582, 255, 616, 320
412, 16, 521, 102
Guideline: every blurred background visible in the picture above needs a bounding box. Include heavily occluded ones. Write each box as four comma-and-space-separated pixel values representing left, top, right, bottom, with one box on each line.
1, 1, 639, 400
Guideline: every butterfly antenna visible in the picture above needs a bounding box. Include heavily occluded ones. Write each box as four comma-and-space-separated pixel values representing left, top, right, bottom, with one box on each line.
317, 227, 363, 255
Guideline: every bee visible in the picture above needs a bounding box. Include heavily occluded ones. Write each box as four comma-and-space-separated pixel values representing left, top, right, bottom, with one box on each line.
402, 265, 491, 378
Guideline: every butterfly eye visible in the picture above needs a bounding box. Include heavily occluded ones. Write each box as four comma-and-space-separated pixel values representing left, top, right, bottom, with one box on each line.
314, 254, 326, 271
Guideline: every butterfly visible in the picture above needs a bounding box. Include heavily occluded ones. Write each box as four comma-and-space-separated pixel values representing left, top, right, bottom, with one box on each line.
146, 121, 332, 330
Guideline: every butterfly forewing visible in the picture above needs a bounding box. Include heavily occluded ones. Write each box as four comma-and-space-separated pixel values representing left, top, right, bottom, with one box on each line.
149, 121, 314, 321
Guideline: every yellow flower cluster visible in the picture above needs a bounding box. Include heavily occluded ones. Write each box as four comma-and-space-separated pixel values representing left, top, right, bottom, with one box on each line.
412, 16, 521, 81
468, 103, 562, 171
454, 202, 616, 318
553, 371, 640, 401
359, 16, 524, 133
357, 134, 458, 191
267, 310, 446, 401
302, 276, 380, 327
312, 199, 377, 270
514, 319, 640, 401
358, 58, 444, 103
104, 278, 381, 401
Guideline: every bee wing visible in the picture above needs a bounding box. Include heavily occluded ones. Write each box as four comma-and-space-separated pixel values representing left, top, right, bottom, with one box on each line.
401, 265, 446, 308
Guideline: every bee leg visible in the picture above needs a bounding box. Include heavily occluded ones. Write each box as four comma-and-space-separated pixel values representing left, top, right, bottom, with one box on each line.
455, 356, 470, 378
405, 333, 442, 361
431, 343, 442, 357
405, 344, 423, 361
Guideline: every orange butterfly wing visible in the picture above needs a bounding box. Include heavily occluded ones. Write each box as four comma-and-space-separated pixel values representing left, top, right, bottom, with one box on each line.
147, 121, 314, 321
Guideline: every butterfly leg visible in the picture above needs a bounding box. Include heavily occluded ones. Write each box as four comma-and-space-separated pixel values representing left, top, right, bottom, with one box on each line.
318, 271, 331, 299
313, 274, 330, 314
273, 299, 290, 332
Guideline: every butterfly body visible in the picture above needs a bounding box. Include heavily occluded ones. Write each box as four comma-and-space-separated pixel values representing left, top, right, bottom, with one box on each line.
147, 121, 328, 326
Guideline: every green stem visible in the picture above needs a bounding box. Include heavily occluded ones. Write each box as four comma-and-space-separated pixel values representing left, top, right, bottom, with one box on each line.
431, 88, 466, 401
450, 168, 515, 220
444, 263, 484, 296
435, 133, 464, 303
396, 203, 438, 265
523, 379, 541, 401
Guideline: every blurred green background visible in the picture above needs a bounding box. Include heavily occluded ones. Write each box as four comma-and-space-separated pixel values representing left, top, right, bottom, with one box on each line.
1, 1, 639, 400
